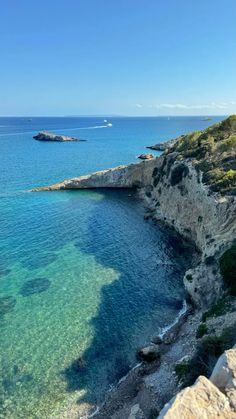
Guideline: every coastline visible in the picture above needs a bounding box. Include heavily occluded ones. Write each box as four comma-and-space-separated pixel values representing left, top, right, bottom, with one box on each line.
91, 301, 196, 419
32, 116, 236, 418
56, 216, 195, 419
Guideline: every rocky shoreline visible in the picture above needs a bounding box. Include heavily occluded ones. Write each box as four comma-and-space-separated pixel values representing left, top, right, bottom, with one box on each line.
33, 116, 236, 418
91, 303, 193, 419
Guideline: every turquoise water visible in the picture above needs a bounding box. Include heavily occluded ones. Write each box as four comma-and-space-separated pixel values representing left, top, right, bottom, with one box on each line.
0, 116, 224, 418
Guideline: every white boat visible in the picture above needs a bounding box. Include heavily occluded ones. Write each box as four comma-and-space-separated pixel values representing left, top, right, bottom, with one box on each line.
104, 119, 107, 122
107, 123, 112, 127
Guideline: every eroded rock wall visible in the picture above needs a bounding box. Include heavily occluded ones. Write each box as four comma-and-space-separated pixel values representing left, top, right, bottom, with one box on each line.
33, 153, 236, 307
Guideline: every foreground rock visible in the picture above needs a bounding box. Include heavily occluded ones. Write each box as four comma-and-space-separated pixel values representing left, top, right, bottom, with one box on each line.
137, 344, 160, 362
138, 154, 154, 160
211, 347, 236, 392
33, 131, 86, 142
158, 375, 236, 418
210, 347, 236, 410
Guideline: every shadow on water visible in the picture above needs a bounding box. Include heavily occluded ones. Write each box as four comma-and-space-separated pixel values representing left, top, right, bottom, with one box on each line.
61, 189, 195, 407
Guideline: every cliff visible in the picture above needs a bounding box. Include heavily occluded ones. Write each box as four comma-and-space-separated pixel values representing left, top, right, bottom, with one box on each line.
32, 116, 236, 418
33, 116, 236, 308
31, 161, 157, 190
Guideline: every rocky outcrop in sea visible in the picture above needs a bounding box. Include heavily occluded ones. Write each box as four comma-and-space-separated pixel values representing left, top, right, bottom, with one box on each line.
33, 131, 86, 142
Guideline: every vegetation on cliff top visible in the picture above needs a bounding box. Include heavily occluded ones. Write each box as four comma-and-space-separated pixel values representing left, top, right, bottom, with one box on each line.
167, 115, 236, 195
219, 244, 236, 295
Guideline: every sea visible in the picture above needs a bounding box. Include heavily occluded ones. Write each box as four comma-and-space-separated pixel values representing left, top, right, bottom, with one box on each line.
0, 116, 224, 418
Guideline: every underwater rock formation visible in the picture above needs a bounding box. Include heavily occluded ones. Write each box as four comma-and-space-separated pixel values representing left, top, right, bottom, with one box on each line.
20, 278, 50, 297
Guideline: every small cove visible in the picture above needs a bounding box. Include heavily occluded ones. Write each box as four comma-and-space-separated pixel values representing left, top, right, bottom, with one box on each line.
0, 116, 223, 417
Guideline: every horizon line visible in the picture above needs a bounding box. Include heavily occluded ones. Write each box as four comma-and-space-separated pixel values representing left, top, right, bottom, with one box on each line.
0, 114, 229, 118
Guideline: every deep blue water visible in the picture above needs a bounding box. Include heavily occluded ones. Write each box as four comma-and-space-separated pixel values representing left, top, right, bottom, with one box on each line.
0, 116, 224, 418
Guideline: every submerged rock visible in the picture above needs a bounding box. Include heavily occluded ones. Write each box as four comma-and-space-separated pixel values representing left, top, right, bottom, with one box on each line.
0, 296, 16, 318
137, 344, 160, 362
33, 131, 86, 142
151, 335, 163, 345
20, 278, 50, 297
71, 357, 87, 372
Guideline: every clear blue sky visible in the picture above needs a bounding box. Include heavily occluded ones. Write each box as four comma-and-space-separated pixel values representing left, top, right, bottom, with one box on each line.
0, 0, 236, 116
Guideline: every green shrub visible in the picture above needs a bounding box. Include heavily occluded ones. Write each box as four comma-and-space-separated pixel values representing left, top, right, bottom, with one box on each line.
152, 167, 159, 178
148, 408, 159, 419
175, 361, 189, 378
170, 164, 189, 186
219, 245, 236, 295
183, 325, 236, 386
217, 135, 236, 152
196, 160, 215, 173
186, 274, 193, 282
213, 170, 236, 191
201, 327, 236, 356
202, 296, 233, 322
153, 176, 159, 187
203, 168, 225, 184
205, 255, 215, 265
196, 323, 208, 338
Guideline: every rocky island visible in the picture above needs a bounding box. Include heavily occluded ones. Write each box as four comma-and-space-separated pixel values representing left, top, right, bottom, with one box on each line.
33, 131, 86, 142
138, 153, 154, 160
32, 116, 236, 418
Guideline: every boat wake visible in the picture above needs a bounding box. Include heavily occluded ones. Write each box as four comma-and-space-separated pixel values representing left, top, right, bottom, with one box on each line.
0, 124, 112, 137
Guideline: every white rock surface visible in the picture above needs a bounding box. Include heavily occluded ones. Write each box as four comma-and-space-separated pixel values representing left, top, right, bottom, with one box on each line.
210, 348, 236, 392
128, 404, 145, 419
157, 375, 236, 418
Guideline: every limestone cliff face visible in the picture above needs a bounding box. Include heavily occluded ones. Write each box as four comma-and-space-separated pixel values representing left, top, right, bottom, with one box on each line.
32, 155, 236, 307
139, 154, 236, 307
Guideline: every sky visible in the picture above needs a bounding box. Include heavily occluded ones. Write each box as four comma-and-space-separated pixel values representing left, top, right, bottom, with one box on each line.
0, 0, 236, 116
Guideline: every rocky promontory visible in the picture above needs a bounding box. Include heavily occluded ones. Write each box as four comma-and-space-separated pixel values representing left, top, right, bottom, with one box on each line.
32, 116, 236, 418
33, 131, 86, 142
146, 137, 179, 151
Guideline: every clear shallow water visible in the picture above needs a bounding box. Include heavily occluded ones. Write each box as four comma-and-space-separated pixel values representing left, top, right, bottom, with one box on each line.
0, 116, 224, 418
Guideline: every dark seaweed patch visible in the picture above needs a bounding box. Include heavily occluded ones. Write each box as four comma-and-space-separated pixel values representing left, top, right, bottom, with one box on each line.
20, 278, 50, 297
0, 268, 11, 276
0, 259, 11, 276
0, 296, 16, 318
